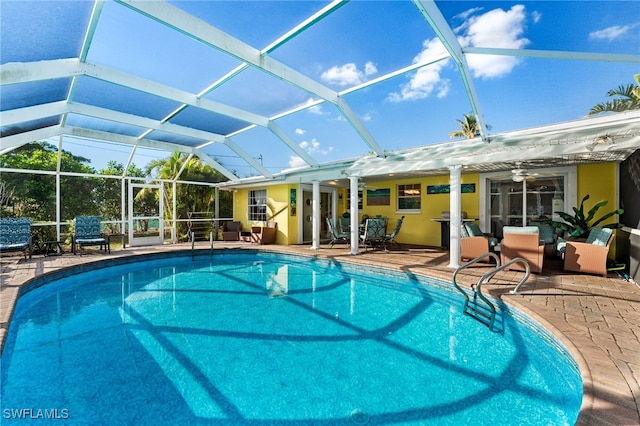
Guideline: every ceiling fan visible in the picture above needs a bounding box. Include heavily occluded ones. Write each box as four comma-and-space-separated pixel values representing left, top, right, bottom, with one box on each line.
511, 162, 538, 182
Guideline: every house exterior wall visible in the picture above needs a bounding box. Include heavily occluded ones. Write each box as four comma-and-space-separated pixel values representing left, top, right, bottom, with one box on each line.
230, 163, 619, 248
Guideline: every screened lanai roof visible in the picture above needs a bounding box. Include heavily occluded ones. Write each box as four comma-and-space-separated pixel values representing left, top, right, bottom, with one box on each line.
1, 0, 639, 186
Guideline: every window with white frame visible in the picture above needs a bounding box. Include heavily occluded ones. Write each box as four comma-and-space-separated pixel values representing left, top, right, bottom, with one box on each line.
248, 189, 267, 221
397, 183, 421, 211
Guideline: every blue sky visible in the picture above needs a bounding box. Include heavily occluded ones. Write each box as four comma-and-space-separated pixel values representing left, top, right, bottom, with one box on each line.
32, 1, 640, 176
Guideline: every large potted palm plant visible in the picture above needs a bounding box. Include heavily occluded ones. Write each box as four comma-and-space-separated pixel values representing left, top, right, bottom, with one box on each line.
546, 194, 624, 239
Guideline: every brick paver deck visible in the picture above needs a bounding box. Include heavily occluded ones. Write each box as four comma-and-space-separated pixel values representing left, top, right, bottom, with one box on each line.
1, 242, 638, 425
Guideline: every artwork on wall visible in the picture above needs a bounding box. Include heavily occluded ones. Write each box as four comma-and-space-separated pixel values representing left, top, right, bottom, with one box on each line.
290, 188, 296, 216
366, 188, 390, 206
427, 184, 476, 194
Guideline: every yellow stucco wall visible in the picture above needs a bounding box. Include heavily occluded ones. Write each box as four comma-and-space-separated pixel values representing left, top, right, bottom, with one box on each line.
577, 163, 619, 225
233, 185, 296, 245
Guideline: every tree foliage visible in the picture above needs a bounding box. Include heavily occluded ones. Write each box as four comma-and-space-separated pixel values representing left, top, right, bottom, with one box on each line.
146, 153, 231, 240
588, 74, 640, 116
449, 113, 490, 139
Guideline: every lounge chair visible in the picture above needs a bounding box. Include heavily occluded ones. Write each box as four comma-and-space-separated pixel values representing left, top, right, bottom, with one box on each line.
72, 216, 110, 254
500, 226, 545, 273
562, 227, 614, 277
383, 216, 404, 249
221, 221, 242, 241
0, 217, 32, 260
327, 217, 350, 248
360, 217, 386, 250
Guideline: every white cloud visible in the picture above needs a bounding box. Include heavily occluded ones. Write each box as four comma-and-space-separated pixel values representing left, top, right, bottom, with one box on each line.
589, 23, 639, 41
389, 5, 531, 101
457, 5, 530, 79
455, 7, 484, 21
287, 138, 334, 168
307, 105, 328, 115
288, 156, 306, 168
295, 128, 305, 135
388, 38, 451, 102
321, 62, 378, 87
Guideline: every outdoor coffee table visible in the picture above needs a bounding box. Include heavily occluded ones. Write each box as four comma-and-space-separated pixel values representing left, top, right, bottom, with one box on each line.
43, 240, 64, 256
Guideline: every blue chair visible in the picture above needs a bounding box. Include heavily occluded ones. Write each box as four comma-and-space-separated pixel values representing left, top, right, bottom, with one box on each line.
72, 216, 110, 254
384, 216, 405, 249
0, 218, 32, 260
360, 217, 386, 250
327, 218, 349, 248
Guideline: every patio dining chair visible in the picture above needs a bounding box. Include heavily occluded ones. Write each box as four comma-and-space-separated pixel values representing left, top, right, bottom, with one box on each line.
72, 216, 110, 254
383, 216, 405, 250
0, 217, 32, 260
360, 217, 386, 250
327, 217, 350, 248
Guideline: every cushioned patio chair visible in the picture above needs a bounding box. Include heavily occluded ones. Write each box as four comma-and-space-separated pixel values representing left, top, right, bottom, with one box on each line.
460, 223, 495, 261
383, 216, 404, 250
500, 226, 545, 273
72, 216, 110, 254
327, 217, 349, 248
530, 222, 558, 258
360, 217, 386, 250
0, 217, 32, 260
563, 227, 614, 277
251, 221, 277, 245
221, 221, 242, 241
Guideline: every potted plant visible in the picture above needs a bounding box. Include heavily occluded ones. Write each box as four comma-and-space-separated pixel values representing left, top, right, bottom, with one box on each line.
546, 194, 624, 239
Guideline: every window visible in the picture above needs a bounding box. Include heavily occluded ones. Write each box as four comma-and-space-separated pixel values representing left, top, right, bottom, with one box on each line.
248, 189, 267, 221
397, 183, 421, 211
346, 189, 363, 210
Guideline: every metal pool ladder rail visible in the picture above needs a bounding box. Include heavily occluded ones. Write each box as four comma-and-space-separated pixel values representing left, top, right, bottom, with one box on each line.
453, 253, 531, 330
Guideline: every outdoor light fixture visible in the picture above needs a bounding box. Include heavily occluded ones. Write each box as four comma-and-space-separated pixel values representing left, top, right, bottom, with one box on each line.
594, 135, 613, 145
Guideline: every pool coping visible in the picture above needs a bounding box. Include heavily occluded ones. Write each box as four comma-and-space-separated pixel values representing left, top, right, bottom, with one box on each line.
1, 243, 638, 425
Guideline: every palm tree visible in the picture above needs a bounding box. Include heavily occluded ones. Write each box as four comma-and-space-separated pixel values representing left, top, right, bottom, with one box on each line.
450, 113, 487, 139
588, 74, 640, 116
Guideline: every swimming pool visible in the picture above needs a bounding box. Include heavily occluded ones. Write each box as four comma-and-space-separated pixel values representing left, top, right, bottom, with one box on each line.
1, 250, 582, 425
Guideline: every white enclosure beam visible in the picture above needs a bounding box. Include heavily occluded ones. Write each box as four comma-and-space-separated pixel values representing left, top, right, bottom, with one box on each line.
268, 122, 319, 167
220, 138, 274, 178
463, 47, 640, 63
413, 0, 489, 141
0, 126, 62, 153
115, 0, 382, 158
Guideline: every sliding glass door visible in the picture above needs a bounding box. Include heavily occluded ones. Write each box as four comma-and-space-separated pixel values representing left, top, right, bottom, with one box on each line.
482, 167, 576, 239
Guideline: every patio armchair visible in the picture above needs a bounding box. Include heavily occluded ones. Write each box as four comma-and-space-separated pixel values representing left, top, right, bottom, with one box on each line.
327, 217, 349, 248
252, 221, 277, 245
0, 218, 32, 260
460, 222, 498, 261
221, 221, 242, 241
530, 222, 558, 258
72, 216, 110, 254
563, 227, 614, 277
500, 226, 545, 273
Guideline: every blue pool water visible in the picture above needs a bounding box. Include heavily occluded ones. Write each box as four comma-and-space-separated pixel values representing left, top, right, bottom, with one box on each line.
1, 251, 582, 425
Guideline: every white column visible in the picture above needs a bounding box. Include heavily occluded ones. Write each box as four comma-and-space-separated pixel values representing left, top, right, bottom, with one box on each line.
349, 176, 360, 255
448, 165, 462, 268
311, 180, 320, 249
